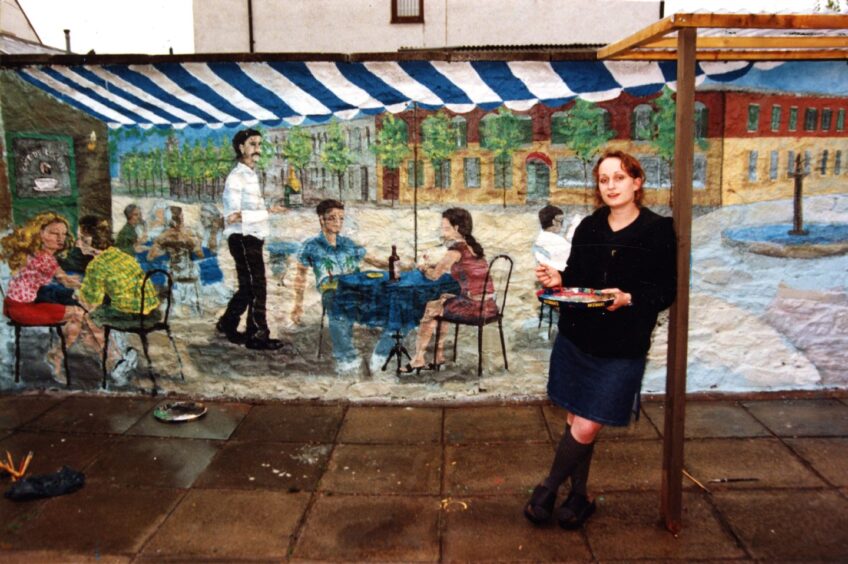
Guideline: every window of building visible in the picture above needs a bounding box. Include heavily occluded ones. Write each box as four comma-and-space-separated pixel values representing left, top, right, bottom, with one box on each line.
747, 104, 760, 132
804, 108, 818, 131
748, 150, 758, 181
493, 154, 512, 189
769, 151, 779, 180
771, 105, 782, 132
788, 107, 798, 131
694, 102, 708, 139
632, 104, 653, 141
517, 115, 533, 145
837, 109, 845, 132
434, 161, 451, 189
464, 157, 480, 188
639, 155, 662, 188
406, 159, 424, 187
835, 150, 842, 175
787, 150, 796, 177
391, 0, 424, 23
551, 111, 568, 145
804, 150, 812, 174
820, 150, 828, 175
822, 108, 832, 131
693, 153, 707, 189
452, 116, 467, 148
556, 158, 587, 188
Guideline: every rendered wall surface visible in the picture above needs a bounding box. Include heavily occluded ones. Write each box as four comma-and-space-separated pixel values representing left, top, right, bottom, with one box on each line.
0, 60, 846, 400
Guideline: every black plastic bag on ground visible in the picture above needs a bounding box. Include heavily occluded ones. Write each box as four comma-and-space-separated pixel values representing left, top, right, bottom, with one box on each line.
5, 466, 85, 501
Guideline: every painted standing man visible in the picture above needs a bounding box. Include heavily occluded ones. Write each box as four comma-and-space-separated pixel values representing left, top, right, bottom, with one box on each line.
216, 128, 285, 350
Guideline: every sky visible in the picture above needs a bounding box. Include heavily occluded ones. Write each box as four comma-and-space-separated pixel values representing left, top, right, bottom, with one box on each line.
16, 0, 829, 55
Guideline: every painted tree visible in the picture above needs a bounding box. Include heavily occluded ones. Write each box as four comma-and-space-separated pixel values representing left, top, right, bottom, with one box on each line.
554, 98, 616, 190
282, 126, 313, 195
372, 113, 411, 204
321, 122, 355, 200
649, 86, 707, 191
421, 111, 456, 188
480, 107, 525, 208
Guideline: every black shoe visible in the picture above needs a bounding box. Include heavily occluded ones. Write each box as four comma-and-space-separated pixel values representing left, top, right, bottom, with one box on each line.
245, 337, 284, 350
556, 491, 596, 529
216, 320, 246, 344
523, 484, 557, 525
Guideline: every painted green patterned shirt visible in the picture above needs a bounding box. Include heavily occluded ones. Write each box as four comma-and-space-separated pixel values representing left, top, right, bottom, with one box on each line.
81, 247, 159, 315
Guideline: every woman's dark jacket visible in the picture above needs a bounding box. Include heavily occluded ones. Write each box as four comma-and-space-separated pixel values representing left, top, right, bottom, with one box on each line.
559, 206, 677, 359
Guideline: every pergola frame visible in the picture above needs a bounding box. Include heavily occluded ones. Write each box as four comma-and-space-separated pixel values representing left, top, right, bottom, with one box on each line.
599, 12, 848, 534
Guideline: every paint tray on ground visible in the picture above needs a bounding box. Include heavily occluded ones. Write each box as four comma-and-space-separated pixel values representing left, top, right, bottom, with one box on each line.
153, 401, 207, 423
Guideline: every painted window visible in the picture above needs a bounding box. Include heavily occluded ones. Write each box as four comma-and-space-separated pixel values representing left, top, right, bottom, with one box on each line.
464, 157, 480, 188
748, 150, 758, 181
517, 115, 533, 145
406, 159, 424, 187
820, 150, 828, 175
551, 111, 568, 145
493, 154, 512, 189
787, 150, 796, 177
770, 105, 782, 132
835, 150, 842, 175
391, 0, 423, 23
434, 161, 451, 189
804, 108, 818, 132
747, 104, 760, 132
788, 107, 798, 131
632, 104, 653, 141
837, 109, 846, 132
556, 158, 587, 188
693, 153, 707, 189
639, 155, 662, 188
769, 151, 779, 180
694, 102, 708, 139
804, 150, 812, 174
822, 108, 832, 131
452, 116, 467, 148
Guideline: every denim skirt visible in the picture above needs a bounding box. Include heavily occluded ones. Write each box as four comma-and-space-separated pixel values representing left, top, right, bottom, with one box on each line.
547, 335, 646, 427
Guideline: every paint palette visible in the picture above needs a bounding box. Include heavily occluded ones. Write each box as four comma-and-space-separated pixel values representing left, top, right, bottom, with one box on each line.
537, 287, 615, 309
153, 401, 208, 423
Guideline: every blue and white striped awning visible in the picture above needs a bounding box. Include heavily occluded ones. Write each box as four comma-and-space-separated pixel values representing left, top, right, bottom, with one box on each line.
16, 60, 754, 129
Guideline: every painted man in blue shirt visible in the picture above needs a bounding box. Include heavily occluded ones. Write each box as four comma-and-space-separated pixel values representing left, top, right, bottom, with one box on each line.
291, 199, 395, 375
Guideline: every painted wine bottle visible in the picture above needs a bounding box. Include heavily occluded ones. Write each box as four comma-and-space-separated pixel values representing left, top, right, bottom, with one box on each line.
388, 244, 400, 281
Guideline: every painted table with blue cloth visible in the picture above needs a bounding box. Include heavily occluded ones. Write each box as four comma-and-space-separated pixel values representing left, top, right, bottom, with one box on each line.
332, 269, 460, 332
134, 247, 223, 287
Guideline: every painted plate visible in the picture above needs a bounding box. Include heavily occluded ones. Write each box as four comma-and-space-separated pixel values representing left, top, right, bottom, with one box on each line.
153, 401, 208, 423
536, 287, 615, 309
365, 271, 385, 279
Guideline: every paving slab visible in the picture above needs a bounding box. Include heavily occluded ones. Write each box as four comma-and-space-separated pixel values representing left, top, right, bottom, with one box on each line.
21, 396, 157, 435
84, 436, 220, 488
143, 489, 309, 560
684, 438, 826, 489
0, 430, 114, 475
445, 405, 550, 444
125, 401, 251, 440
642, 401, 771, 438
784, 437, 848, 487
320, 443, 441, 494
712, 489, 848, 561
586, 491, 746, 561
230, 403, 345, 442
0, 483, 183, 554
193, 440, 330, 491
445, 442, 553, 496
338, 405, 442, 444
292, 494, 440, 562
589, 438, 664, 492
543, 403, 660, 441
442, 494, 592, 562
743, 398, 848, 437
0, 395, 63, 430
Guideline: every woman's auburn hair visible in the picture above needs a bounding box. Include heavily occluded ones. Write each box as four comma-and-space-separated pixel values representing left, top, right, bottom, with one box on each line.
591, 149, 646, 208
0, 211, 73, 272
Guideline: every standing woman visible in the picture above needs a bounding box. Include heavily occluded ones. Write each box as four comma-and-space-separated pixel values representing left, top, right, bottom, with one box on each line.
526, 150, 677, 528
0, 212, 87, 377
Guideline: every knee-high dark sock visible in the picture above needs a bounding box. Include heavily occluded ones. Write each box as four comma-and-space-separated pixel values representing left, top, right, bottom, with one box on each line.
569, 441, 595, 496
542, 426, 594, 492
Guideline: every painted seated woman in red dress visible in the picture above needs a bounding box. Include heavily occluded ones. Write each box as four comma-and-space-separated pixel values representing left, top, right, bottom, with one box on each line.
401, 207, 496, 373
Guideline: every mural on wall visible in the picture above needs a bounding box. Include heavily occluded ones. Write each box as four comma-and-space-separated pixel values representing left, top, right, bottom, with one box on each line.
0, 60, 846, 400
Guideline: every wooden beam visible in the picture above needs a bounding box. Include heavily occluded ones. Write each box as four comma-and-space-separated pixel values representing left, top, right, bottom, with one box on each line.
597, 16, 676, 59
671, 12, 848, 30
642, 36, 848, 49
662, 26, 696, 537
603, 49, 848, 61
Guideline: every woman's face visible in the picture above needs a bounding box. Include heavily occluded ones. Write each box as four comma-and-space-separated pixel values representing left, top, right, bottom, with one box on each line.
40, 221, 68, 254
440, 217, 462, 243
597, 157, 641, 210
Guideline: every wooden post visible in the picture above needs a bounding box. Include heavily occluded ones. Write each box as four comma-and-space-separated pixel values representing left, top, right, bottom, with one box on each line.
661, 26, 696, 535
